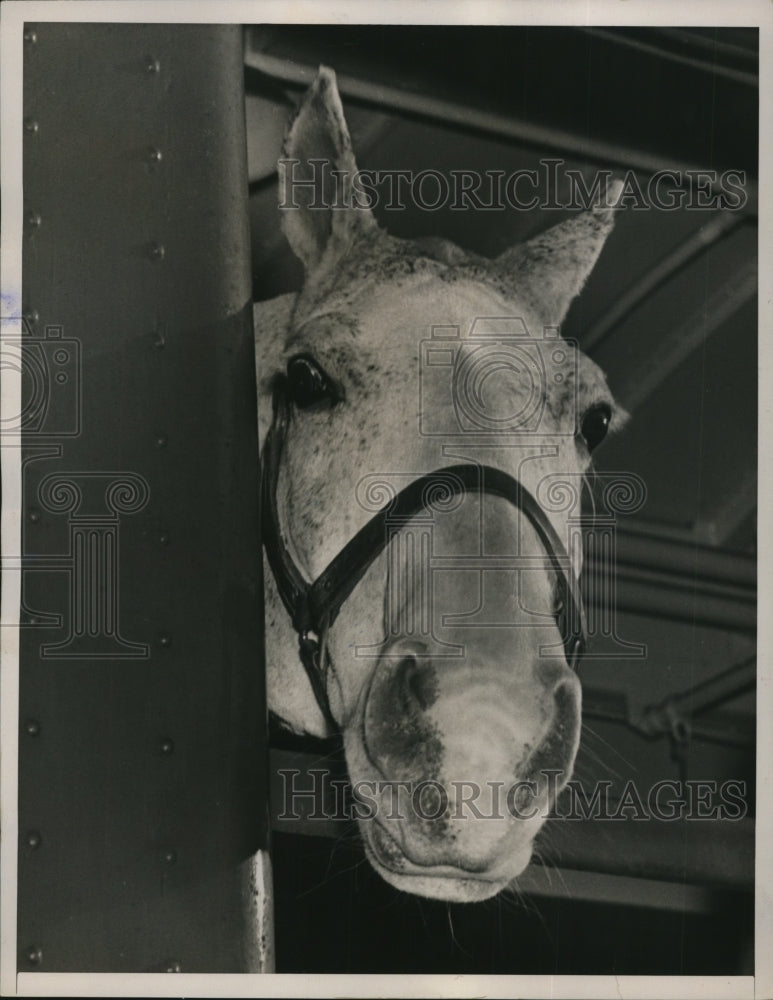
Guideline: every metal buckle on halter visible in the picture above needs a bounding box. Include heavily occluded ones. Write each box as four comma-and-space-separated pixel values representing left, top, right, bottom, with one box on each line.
297, 628, 322, 683
298, 628, 320, 659
297, 628, 337, 729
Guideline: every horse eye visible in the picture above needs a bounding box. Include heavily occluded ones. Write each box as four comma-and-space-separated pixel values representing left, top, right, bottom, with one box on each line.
580, 403, 612, 452
286, 354, 336, 409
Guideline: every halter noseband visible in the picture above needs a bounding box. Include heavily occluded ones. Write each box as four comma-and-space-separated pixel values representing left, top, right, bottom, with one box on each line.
261, 384, 587, 729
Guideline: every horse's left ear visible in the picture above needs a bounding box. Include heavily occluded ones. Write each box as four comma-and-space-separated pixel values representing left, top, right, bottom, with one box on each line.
279, 66, 377, 273
496, 179, 624, 324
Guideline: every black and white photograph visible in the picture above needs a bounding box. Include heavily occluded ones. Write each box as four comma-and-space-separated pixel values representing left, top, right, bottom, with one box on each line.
0, 2, 770, 996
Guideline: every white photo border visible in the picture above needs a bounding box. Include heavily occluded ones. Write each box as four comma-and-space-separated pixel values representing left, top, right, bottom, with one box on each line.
1, 2, 770, 997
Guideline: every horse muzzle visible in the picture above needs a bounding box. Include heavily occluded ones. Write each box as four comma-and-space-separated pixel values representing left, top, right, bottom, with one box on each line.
346, 634, 582, 899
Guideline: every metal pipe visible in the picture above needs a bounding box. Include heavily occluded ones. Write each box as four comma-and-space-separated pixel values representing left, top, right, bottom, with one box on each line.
582, 687, 755, 749
655, 27, 758, 64
540, 814, 753, 889
692, 467, 758, 547
637, 656, 756, 735
681, 718, 754, 749
604, 576, 755, 633
615, 261, 757, 413
244, 43, 759, 208
591, 560, 754, 604
612, 523, 756, 589
517, 865, 717, 912
581, 523, 756, 633
584, 212, 747, 353
580, 27, 758, 87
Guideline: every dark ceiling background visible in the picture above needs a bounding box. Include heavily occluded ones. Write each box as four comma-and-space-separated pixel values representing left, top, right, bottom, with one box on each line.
244, 24, 758, 975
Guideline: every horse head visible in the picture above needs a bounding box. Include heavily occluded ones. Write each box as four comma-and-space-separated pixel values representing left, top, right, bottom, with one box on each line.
255, 67, 626, 902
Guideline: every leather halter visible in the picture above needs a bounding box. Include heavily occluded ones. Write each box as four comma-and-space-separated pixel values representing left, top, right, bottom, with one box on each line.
261, 383, 587, 729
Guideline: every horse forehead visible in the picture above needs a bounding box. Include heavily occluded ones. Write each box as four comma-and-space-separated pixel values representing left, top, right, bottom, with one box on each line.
297, 230, 499, 317
308, 268, 532, 350
300, 250, 597, 422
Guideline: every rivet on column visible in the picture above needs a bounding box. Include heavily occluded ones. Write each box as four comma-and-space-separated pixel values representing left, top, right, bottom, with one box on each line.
25, 945, 42, 966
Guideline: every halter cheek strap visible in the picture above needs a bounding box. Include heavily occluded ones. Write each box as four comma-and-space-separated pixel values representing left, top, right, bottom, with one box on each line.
261, 384, 587, 729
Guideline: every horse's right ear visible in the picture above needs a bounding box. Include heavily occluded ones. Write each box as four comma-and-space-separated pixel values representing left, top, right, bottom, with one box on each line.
279, 67, 376, 273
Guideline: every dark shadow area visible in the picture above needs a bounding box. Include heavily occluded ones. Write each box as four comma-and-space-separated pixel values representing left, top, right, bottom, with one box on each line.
272, 830, 754, 975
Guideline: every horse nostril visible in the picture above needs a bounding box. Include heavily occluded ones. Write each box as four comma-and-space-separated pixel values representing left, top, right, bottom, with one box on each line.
398, 655, 437, 712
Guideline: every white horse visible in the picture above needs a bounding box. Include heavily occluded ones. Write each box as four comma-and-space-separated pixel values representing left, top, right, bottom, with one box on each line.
254, 68, 625, 902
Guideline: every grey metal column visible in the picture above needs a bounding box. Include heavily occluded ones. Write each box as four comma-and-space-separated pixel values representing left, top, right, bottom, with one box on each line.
19, 23, 271, 972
